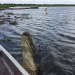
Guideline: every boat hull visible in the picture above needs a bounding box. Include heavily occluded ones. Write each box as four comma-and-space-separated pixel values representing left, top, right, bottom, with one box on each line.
0, 45, 29, 75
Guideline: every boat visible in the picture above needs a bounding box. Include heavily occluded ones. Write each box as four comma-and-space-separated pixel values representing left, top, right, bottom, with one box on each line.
0, 45, 29, 75
30, 7, 39, 9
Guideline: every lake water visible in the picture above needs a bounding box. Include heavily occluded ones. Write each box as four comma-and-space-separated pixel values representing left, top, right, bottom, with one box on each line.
0, 6, 75, 74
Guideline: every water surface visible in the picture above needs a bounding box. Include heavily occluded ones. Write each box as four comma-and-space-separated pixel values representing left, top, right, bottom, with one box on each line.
0, 6, 75, 74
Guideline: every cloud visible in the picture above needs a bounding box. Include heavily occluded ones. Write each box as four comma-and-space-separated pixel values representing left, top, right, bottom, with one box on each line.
0, 0, 75, 4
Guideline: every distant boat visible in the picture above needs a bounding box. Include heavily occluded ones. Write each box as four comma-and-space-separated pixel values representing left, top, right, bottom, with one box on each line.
0, 45, 29, 75
30, 6, 39, 9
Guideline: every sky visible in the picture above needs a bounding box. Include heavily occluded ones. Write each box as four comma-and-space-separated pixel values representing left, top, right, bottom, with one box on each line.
0, 0, 75, 4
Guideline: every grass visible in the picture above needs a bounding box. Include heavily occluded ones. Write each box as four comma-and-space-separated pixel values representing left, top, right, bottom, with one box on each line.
31, 17, 32, 19
0, 4, 75, 9
24, 16, 32, 19
22, 14, 32, 19
7, 37, 12, 42
0, 4, 16, 8
14, 16, 17, 18
0, 37, 12, 42
8, 15, 10, 17
9, 21, 17, 25
22, 14, 29, 15
0, 38, 6, 42
7, 12, 14, 15
25, 17, 30, 19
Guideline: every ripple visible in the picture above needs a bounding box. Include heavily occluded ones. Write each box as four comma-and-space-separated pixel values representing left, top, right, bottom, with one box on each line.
1, 7, 75, 75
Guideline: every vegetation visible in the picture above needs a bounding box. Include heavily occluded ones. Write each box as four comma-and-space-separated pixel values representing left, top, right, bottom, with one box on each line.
22, 13, 29, 15
0, 37, 12, 42
7, 37, 12, 42
6, 12, 14, 15
8, 15, 10, 17
31, 17, 32, 19
0, 4, 16, 8
9, 21, 17, 25
14, 16, 17, 18
22, 13, 32, 19
25, 17, 30, 19
0, 38, 6, 42
0, 4, 75, 9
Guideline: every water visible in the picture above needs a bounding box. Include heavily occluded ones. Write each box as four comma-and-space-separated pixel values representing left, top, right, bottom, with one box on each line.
0, 6, 75, 74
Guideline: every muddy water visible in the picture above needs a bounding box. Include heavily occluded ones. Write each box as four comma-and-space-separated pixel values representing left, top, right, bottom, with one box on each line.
0, 7, 75, 74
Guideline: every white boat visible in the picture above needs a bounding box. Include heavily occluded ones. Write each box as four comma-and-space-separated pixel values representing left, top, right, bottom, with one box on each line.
0, 45, 29, 75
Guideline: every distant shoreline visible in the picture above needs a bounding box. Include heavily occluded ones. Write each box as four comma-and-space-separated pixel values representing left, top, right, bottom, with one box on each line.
0, 4, 75, 8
